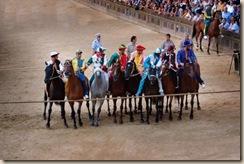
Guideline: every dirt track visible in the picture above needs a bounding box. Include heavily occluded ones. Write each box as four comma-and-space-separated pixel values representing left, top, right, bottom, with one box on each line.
0, 0, 240, 160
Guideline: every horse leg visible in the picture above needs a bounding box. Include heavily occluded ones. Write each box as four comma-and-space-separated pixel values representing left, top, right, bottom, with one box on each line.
113, 99, 117, 123
69, 102, 77, 129
86, 100, 92, 121
155, 98, 159, 123
139, 97, 144, 123
169, 96, 173, 121
91, 100, 95, 126
190, 94, 195, 119
197, 93, 201, 110
165, 96, 169, 113
149, 98, 152, 115
178, 95, 184, 120
195, 33, 199, 50
124, 96, 128, 115
129, 97, 134, 122
200, 32, 204, 52
160, 96, 164, 121
185, 95, 188, 110
119, 99, 124, 124
46, 102, 53, 128
215, 36, 219, 55
207, 37, 211, 55
134, 97, 138, 114
77, 102, 83, 127
146, 98, 150, 124
107, 94, 111, 117
95, 100, 103, 127
60, 102, 68, 128
43, 90, 48, 120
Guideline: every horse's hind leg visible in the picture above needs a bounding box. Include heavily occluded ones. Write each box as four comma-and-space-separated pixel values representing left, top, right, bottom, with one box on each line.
86, 100, 92, 121
139, 98, 144, 123
196, 93, 201, 110
113, 99, 117, 123
199, 32, 204, 52
160, 96, 164, 121
190, 94, 195, 119
134, 97, 138, 114
69, 102, 77, 129
149, 98, 152, 115
77, 102, 83, 127
169, 96, 173, 121
207, 37, 211, 55
120, 98, 124, 124
95, 100, 104, 127
146, 98, 150, 124
165, 96, 169, 113
185, 95, 188, 110
178, 96, 184, 120
91, 100, 95, 126
61, 102, 68, 128
155, 98, 159, 123
43, 90, 48, 120
129, 97, 134, 122
46, 102, 53, 128
107, 94, 111, 117
124, 96, 128, 115
215, 36, 219, 55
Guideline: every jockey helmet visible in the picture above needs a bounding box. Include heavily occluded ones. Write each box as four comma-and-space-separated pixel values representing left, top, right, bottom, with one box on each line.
76, 49, 83, 55
119, 44, 126, 50
136, 45, 145, 51
50, 51, 59, 57
183, 40, 192, 47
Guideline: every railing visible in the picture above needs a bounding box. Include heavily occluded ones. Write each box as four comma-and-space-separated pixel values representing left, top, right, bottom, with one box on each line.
75, 0, 240, 52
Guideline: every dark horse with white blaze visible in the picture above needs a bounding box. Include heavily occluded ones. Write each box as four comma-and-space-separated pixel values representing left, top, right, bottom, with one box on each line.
125, 61, 143, 122
143, 67, 161, 124
63, 59, 90, 129
192, 10, 222, 54
109, 60, 127, 124
44, 63, 68, 128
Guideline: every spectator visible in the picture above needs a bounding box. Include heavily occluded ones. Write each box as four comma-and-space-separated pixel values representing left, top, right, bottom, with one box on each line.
161, 33, 175, 51
228, 16, 239, 33
222, 6, 232, 23
219, 18, 230, 30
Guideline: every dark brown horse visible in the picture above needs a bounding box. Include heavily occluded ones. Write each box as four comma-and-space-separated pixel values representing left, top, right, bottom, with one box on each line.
63, 60, 90, 129
178, 62, 199, 120
125, 61, 143, 122
44, 63, 68, 128
192, 11, 222, 54
109, 60, 127, 124
161, 64, 178, 121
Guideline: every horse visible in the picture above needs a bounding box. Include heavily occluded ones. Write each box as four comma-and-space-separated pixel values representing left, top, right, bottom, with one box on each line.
143, 67, 161, 124
109, 60, 127, 124
63, 60, 90, 129
178, 61, 199, 120
192, 10, 222, 54
44, 63, 68, 128
161, 63, 178, 121
90, 67, 109, 126
125, 61, 143, 122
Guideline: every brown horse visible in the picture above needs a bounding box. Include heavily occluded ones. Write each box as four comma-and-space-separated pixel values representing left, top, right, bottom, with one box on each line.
178, 62, 199, 120
44, 63, 68, 128
192, 10, 222, 54
109, 60, 127, 124
63, 59, 90, 129
161, 64, 178, 121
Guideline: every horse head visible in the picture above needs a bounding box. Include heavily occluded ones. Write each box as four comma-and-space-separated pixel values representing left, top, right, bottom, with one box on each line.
63, 59, 73, 78
112, 59, 123, 81
213, 10, 222, 21
148, 66, 157, 85
125, 61, 135, 80
94, 67, 103, 80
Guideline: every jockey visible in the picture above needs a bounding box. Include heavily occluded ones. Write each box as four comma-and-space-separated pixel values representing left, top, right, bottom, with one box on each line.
203, 5, 212, 39
179, 32, 193, 50
84, 47, 109, 86
127, 35, 137, 60
177, 40, 206, 88
107, 44, 128, 72
129, 44, 146, 75
44, 51, 64, 92
71, 49, 89, 99
91, 33, 103, 55
160, 33, 175, 52
135, 48, 164, 96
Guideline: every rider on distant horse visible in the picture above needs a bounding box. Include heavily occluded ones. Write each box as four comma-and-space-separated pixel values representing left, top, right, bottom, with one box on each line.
203, 5, 212, 39
177, 40, 206, 88
71, 49, 89, 99
136, 48, 164, 96
44, 51, 64, 93
91, 33, 103, 55
84, 47, 109, 86
129, 44, 146, 75
107, 44, 128, 73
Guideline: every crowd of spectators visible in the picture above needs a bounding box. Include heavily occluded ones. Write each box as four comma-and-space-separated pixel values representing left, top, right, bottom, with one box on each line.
114, 0, 240, 33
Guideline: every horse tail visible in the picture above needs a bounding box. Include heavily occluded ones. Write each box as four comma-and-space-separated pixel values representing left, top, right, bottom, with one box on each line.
192, 23, 196, 38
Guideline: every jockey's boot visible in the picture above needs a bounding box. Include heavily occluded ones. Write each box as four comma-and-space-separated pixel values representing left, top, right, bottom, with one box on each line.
81, 80, 89, 99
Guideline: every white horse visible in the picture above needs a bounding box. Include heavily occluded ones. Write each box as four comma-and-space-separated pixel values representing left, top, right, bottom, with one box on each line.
90, 67, 109, 126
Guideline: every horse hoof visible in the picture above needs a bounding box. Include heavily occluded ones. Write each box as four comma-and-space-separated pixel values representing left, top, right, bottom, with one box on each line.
177, 117, 182, 120
147, 121, 150, 124
185, 106, 188, 110
155, 119, 159, 123
124, 111, 128, 115
165, 110, 168, 113
130, 117, 134, 122
114, 119, 117, 124
169, 117, 173, 121
140, 119, 144, 123
43, 114, 46, 120
64, 124, 69, 128
79, 122, 83, 127
74, 125, 77, 129
108, 113, 111, 117
134, 110, 138, 114
190, 115, 193, 120
119, 120, 123, 124
46, 124, 50, 129
95, 123, 99, 127
198, 106, 201, 110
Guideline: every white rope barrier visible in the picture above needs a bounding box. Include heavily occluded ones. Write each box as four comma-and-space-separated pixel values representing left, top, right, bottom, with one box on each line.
0, 89, 240, 104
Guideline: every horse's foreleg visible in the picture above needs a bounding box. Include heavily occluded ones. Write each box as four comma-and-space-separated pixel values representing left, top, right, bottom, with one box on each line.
134, 97, 138, 114
107, 94, 111, 117
139, 97, 144, 123
196, 33, 199, 50
70, 102, 77, 129
169, 96, 173, 121
149, 98, 152, 115
215, 36, 219, 55
46, 102, 53, 128
43, 90, 48, 120
129, 97, 134, 122
190, 94, 195, 119
200, 32, 204, 52
124, 96, 128, 115
185, 95, 188, 110
95, 100, 103, 127
91, 100, 95, 126
113, 99, 117, 123
197, 93, 201, 110
155, 98, 159, 123
77, 102, 83, 127
207, 37, 211, 54
120, 98, 124, 124
60, 102, 68, 128
178, 96, 184, 120
165, 96, 169, 113
160, 96, 164, 121
86, 100, 92, 121
146, 98, 150, 124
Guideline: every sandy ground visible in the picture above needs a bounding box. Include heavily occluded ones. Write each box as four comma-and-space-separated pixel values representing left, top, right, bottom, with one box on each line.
0, 0, 240, 160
